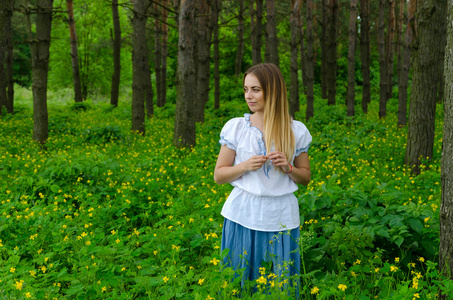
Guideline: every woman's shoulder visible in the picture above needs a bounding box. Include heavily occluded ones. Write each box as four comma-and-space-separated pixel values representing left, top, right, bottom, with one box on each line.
291, 119, 309, 133
222, 114, 249, 129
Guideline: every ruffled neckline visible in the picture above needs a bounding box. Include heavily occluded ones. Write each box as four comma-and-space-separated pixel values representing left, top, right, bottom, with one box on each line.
244, 113, 264, 137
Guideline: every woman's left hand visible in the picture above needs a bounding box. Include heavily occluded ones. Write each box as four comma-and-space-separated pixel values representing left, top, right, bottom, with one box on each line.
268, 151, 291, 173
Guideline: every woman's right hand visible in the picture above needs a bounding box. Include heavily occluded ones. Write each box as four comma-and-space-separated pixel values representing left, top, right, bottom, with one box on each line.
241, 155, 269, 172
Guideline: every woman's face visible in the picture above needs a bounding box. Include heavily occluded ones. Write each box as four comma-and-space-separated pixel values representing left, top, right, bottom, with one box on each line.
244, 74, 265, 113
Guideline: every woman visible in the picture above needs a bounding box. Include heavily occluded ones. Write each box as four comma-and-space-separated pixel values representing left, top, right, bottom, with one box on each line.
214, 63, 312, 294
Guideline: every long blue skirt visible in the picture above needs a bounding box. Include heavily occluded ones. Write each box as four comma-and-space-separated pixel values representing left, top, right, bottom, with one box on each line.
220, 218, 301, 296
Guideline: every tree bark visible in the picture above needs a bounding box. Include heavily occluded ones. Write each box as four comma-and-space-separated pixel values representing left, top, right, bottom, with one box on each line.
405, 0, 447, 175
131, 0, 148, 134
377, 0, 387, 118
235, 0, 245, 77
194, 0, 212, 123
111, 0, 121, 107
326, 0, 338, 106
174, 0, 197, 147
289, 0, 301, 118
265, 0, 279, 66
397, 0, 415, 127
6, 10, 14, 115
154, 2, 163, 108
0, 0, 14, 113
66, 0, 83, 103
321, 0, 328, 99
160, 0, 168, 107
250, 0, 263, 65
346, 0, 357, 117
385, 0, 395, 101
360, 0, 370, 114
212, 0, 220, 110
305, 0, 315, 121
440, 0, 453, 291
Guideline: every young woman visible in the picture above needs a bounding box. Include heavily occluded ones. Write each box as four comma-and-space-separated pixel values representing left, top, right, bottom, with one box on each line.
214, 63, 312, 293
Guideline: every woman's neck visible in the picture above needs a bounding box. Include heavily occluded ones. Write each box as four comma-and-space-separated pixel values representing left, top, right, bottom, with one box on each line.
250, 112, 264, 132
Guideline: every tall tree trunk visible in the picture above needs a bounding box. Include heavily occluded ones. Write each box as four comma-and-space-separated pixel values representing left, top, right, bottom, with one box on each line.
405, 0, 447, 175
360, 0, 370, 114
174, 0, 196, 147
440, 0, 453, 291
160, 0, 168, 107
0, 0, 14, 113
111, 0, 121, 107
212, 0, 220, 110
194, 0, 212, 123
235, 0, 245, 77
266, 0, 279, 66
385, 0, 395, 101
321, 0, 328, 99
298, 2, 307, 94
6, 11, 14, 115
377, 0, 387, 118
326, 0, 338, 106
154, 2, 163, 108
289, 0, 301, 118
305, 0, 315, 121
397, 0, 415, 127
250, 0, 263, 65
347, 0, 357, 117
131, 0, 148, 135
66, 0, 82, 103
26, 0, 54, 144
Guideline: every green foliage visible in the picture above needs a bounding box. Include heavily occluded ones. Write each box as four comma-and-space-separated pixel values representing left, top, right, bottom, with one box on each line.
0, 86, 446, 299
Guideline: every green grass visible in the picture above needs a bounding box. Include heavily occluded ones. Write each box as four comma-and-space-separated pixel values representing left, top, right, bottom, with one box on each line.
0, 87, 449, 299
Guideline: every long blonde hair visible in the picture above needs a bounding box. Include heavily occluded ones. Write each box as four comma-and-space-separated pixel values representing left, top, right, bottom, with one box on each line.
243, 63, 295, 161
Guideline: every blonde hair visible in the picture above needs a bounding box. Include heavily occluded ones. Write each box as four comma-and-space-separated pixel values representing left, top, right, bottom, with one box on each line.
243, 63, 295, 161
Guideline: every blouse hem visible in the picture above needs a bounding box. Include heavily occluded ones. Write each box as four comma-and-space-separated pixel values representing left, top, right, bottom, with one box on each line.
221, 215, 300, 233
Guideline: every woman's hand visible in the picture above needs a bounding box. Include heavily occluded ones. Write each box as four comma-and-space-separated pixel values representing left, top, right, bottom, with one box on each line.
242, 155, 269, 172
268, 151, 291, 173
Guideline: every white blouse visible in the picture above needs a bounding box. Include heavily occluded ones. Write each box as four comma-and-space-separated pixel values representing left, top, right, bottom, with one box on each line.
219, 113, 312, 232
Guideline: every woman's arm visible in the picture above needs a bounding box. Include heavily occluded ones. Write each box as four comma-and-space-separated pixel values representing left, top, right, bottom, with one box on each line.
214, 145, 269, 184
268, 151, 311, 185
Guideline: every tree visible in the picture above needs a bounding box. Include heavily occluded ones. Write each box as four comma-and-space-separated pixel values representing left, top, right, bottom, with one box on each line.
0, 0, 15, 114
289, 0, 301, 118
377, 0, 387, 118
111, 0, 121, 107
440, 0, 453, 291
405, 0, 447, 175
250, 0, 263, 65
25, 0, 54, 144
194, 0, 212, 123
154, 0, 171, 108
265, 0, 278, 66
326, 0, 338, 106
359, 0, 370, 114
174, 0, 196, 147
131, 0, 149, 134
66, 0, 83, 103
397, 0, 415, 126
320, 0, 328, 99
346, 0, 357, 117
305, 0, 315, 121
235, 0, 245, 77
385, 0, 395, 102
212, 0, 220, 110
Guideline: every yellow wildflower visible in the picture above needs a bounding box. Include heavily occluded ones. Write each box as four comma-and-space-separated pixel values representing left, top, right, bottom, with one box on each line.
338, 284, 347, 291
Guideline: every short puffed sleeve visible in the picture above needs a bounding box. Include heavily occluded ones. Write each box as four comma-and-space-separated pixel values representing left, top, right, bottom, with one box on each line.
219, 117, 243, 151
293, 121, 312, 156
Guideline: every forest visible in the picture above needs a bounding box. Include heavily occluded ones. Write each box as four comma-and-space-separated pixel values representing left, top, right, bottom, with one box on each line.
0, 0, 453, 299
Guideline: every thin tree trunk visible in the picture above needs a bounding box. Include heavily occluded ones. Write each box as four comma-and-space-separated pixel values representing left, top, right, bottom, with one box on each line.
111, 0, 121, 107
154, 2, 163, 108
161, 0, 168, 107
195, 0, 212, 123
0, 0, 13, 112
266, 0, 279, 66
250, 0, 263, 65
174, 0, 196, 147
405, 0, 446, 175
326, 0, 338, 106
440, 0, 453, 290
378, 0, 387, 118
66, 0, 82, 103
289, 0, 301, 118
131, 0, 148, 134
235, 0, 245, 77
321, 0, 328, 99
397, 0, 415, 127
6, 12, 14, 114
305, 0, 315, 121
347, 0, 357, 117
298, 1, 307, 94
212, 0, 220, 110
27, 0, 54, 144
385, 0, 395, 101
360, 0, 370, 114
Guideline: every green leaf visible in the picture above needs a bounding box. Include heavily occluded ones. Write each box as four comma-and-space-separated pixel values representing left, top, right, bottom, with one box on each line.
50, 184, 60, 193
407, 218, 424, 233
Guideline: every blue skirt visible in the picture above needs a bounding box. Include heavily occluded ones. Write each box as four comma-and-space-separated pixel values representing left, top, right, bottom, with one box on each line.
221, 218, 301, 295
